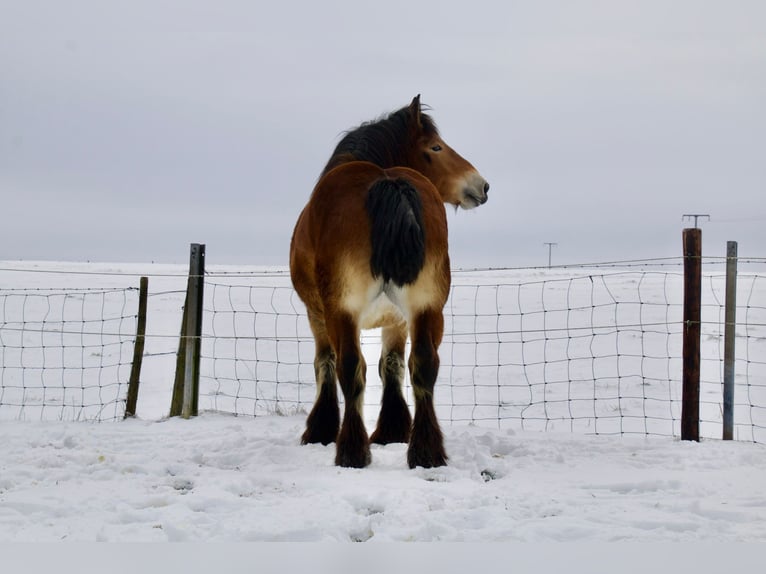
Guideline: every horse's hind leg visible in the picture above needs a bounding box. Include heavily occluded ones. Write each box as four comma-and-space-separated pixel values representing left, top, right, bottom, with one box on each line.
329, 311, 371, 468
370, 321, 412, 444
301, 312, 340, 445
407, 308, 447, 468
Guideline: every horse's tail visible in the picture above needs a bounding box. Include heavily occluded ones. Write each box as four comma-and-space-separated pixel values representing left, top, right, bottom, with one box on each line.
366, 177, 426, 286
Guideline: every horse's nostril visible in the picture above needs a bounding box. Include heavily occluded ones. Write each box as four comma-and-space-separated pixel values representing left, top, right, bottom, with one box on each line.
484, 181, 490, 194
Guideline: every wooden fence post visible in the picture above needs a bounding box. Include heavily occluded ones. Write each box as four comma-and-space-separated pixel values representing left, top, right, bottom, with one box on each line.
169, 290, 188, 417
682, 228, 702, 441
124, 276, 148, 419
170, 243, 205, 418
723, 241, 738, 440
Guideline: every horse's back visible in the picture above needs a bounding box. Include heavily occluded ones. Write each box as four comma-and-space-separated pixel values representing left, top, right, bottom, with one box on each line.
297, 161, 447, 247
290, 161, 451, 324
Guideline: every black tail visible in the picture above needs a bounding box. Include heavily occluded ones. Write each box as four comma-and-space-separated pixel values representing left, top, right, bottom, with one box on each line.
366, 178, 426, 286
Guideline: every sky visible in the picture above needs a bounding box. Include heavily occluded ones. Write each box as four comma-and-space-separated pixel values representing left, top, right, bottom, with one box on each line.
1, 0, 764, 268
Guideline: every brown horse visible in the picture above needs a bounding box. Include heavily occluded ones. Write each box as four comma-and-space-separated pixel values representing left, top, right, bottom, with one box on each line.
290, 95, 489, 468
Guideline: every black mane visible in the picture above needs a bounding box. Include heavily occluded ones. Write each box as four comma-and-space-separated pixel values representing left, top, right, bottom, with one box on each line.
320, 105, 439, 177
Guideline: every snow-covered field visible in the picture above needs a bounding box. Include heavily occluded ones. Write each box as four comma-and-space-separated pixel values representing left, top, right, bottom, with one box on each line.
1, 260, 765, 544
1, 413, 766, 543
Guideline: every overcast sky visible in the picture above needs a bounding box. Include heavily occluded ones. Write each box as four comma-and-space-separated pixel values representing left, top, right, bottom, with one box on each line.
2, 1, 764, 268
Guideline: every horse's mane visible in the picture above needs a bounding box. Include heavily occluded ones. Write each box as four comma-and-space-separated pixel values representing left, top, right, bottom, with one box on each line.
320, 105, 439, 177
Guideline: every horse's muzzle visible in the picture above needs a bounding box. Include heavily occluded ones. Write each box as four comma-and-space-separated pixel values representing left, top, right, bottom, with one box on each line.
461, 176, 490, 209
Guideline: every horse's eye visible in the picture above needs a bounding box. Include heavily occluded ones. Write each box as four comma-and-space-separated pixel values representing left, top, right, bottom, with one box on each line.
431, 145, 442, 152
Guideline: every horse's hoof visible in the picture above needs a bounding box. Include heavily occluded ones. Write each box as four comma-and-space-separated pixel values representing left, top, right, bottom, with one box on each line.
301, 400, 340, 446
301, 428, 337, 446
407, 447, 448, 469
335, 445, 372, 468
370, 426, 411, 445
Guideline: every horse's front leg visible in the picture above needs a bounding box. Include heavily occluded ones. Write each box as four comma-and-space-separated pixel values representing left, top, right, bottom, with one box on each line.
301, 343, 340, 446
370, 321, 412, 445
330, 312, 371, 468
407, 308, 447, 469
301, 311, 340, 445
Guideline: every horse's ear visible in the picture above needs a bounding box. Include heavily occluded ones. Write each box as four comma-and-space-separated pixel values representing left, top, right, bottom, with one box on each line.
409, 94, 422, 128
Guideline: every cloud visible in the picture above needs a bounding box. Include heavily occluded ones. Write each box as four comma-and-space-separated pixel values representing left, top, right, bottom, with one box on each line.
1, 0, 764, 265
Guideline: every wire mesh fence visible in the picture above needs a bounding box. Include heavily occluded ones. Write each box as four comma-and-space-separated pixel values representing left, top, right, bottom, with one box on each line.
199, 265, 766, 443
441, 272, 684, 436
200, 281, 317, 417
705, 272, 766, 442
0, 286, 140, 421
1, 259, 764, 443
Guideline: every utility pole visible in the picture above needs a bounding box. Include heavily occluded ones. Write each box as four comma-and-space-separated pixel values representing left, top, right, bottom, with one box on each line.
543, 242, 557, 268
682, 214, 710, 229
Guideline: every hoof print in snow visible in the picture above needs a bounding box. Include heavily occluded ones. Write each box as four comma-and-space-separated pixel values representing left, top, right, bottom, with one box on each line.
481, 469, 497, 482
172, 479, 194, 494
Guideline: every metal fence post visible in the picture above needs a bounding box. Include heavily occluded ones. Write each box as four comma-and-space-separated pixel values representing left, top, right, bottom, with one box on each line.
723, 241, 738, 439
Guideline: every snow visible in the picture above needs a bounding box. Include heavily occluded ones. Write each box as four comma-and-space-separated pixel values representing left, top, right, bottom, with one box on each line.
1, 412, 765, 543
1, 261, 765, 547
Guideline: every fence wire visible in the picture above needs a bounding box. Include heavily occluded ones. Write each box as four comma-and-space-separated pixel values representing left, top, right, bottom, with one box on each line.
0, 287, 139, 421
199, 269, 766, 443
1, 262, 764, 442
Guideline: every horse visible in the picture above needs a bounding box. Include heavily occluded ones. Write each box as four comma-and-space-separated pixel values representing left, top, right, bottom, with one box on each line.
289, 95, 489, 468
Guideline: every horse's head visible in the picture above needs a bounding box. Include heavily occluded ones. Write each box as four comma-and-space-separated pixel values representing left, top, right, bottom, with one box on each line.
406, 95, 490, 210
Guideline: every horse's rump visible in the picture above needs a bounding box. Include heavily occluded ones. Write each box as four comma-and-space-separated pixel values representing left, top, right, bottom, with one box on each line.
292, 162, 444, 277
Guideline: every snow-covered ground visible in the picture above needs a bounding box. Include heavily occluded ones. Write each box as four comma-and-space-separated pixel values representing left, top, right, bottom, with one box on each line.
1, 413, 765, 542
1, 260, 765, 544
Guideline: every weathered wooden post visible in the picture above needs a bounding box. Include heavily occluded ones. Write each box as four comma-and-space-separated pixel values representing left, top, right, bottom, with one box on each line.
170, 293, 188, 416
124, 276, 148, 419
682, 228, 702, 441
170, 243, 205, 418
723, 241, 738, 440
